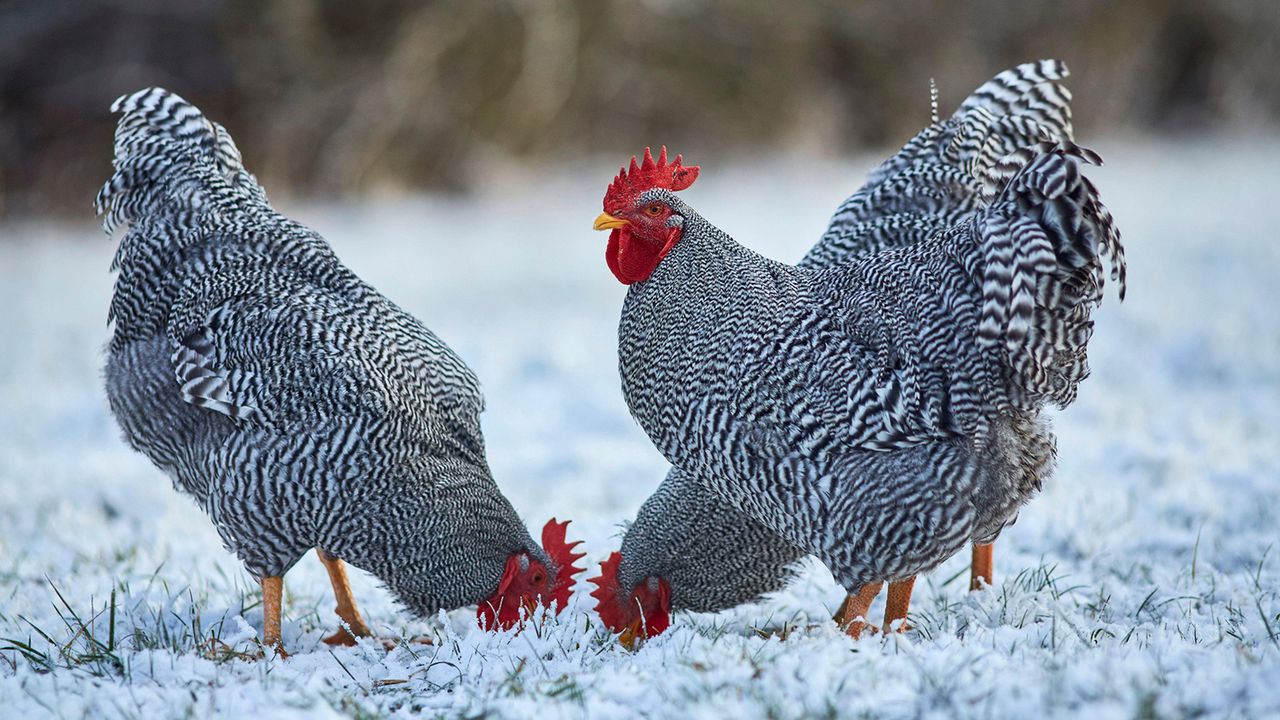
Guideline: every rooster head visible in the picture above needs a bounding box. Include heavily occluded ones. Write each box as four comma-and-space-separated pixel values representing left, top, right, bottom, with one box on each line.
593, 146, 700, 285
477, 518, 585, 631
588, 551, 671, 647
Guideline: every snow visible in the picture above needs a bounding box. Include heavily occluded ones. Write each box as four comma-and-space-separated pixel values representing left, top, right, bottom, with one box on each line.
1, 139, 1278, 719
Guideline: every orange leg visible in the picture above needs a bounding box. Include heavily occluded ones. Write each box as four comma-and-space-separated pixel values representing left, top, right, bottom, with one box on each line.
882, 577, 915, 633
261, 575, 287, 657
834, 581, 884, 639
317, 549, 373, 646
970, 543, 994, 591
617, 622, 642, 651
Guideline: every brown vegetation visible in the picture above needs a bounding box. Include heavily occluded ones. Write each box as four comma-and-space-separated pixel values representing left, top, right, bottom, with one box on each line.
1, 0, 1276, 217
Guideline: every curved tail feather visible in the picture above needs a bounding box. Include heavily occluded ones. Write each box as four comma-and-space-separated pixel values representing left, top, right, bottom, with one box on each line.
96, 87, 265, 236
973, 141, 1126, 412
808, 59, 1075, 269
97, 88, 284, 346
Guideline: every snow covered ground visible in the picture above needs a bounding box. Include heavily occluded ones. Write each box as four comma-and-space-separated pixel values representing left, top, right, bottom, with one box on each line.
1, 139, 1278, 719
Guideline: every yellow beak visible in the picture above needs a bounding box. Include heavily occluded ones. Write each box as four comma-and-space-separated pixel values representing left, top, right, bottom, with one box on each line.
617, 619, 643, 649
593, 212, 629, 231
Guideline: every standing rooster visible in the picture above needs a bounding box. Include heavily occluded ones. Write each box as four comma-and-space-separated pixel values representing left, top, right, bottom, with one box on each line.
590, 60, 1125, 641
590, 61, 1083, 641
98, 88, 583, 654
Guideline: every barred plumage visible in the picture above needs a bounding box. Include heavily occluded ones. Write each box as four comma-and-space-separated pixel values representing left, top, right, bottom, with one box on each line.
595, 61, 1125, 623
810, 59, 1075, 269
98, 88, 574, 629
615, 469, 805, 614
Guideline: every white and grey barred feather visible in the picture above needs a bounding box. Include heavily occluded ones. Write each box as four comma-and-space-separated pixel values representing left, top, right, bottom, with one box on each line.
806, 60, 1075, 269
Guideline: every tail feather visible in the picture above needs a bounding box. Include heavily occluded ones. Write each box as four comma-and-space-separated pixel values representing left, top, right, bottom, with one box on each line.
973, 141, 1126, 411
956, 59, 1073, 139
96, 88, 264, 236
809, 60, 1076, 269
98, 88, 275, 348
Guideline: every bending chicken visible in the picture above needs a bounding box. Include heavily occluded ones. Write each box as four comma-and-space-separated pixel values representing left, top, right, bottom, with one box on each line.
98, 88, 582, 654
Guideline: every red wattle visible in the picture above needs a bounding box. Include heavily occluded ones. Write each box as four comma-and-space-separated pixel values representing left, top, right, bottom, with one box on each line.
588, 552, 673, 639
477, 554, 522, 630
647, 579, 672, 635
606, 226, 682, 285
606, 229, 624, 283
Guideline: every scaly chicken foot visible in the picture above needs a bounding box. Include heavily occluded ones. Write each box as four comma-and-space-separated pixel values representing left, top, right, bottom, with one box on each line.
834, 581, 884, 639
970, 543, 994, 591
316, 549, 374, 646
882, 576, 915, 633
261, 575, 287, 657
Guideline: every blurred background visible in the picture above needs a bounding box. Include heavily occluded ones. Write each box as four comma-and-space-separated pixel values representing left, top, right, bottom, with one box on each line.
2, 0, 1278, 218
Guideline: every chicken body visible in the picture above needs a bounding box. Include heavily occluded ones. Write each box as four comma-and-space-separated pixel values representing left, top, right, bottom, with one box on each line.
99, 89, 574, 641
615, 467, 805, 615
600, 62, 1091, 625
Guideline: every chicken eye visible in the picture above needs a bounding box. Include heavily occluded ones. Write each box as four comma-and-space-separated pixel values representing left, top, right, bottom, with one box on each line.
531, 570, 545, 585
644, 203, 664, 217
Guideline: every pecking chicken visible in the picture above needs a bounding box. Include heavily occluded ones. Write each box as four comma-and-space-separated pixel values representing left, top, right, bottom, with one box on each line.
97, 88, 583, 654
594, 467, 806, 645
589, 60, 1125, 642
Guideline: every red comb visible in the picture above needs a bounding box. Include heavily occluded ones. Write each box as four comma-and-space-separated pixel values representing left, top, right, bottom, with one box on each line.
587, 551, 629, 632
542, 518, 585, 614
603, 146, 700, 210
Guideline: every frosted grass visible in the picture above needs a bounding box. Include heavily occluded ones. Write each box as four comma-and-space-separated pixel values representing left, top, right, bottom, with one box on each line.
0, 139, 1277, 718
